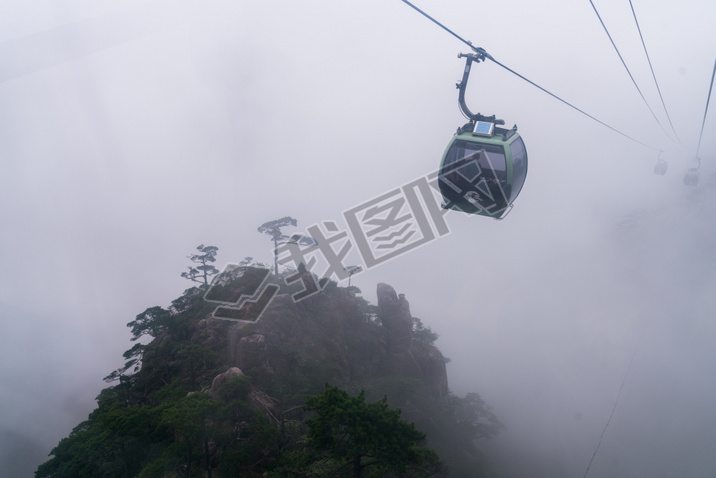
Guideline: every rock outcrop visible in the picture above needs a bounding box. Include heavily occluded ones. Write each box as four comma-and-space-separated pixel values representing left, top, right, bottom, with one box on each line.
377, 283, 449, 398
191, 282, 449, 401
208, 366, 278, 423
208, 366, 244, 399
378, 283, 414, 361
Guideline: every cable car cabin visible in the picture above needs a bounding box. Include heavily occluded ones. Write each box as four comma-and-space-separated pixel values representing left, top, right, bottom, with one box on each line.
684, 168, 700, 186
684, 157, 701, 186
654, 159, 668, 175
438, 120, 527, 219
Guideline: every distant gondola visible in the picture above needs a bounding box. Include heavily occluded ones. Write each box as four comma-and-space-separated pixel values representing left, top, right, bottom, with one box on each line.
684, 168, 700, 186
683, 157, 701, 186
654, 158, 668, 175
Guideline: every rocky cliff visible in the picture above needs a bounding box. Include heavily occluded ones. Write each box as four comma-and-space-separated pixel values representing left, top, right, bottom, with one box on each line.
190, 282, 449, 401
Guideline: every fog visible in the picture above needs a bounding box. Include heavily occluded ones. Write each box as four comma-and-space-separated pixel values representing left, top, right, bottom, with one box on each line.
1, 1, 714, 476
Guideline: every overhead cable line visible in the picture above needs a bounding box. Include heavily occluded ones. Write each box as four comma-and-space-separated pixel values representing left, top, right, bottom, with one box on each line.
587, 0, 676, 143
486, 57, 658, 150
696, 58, 716, 157
401, 0, 475, 53
401, 0, 660, 151
628, 0, 682, 144
582, 341, 641, 478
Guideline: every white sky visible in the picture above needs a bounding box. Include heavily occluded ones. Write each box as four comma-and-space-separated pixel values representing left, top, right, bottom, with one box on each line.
1, 1, 715, 476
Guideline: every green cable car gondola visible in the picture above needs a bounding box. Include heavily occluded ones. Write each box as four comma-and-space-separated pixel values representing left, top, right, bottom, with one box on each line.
438, 52, 528, 219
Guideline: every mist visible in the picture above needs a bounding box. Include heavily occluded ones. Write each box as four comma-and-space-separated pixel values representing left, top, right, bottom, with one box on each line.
1, 0, 714, 476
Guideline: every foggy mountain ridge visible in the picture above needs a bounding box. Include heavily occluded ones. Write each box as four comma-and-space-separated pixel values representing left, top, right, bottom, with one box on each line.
14, 177, 716, 478
33, 279, 503, 477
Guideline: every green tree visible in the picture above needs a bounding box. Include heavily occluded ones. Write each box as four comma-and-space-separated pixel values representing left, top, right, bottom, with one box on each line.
258, 216, 298, 275
445, 392, 504, 441
181, 244, 219, 285
304, 385, 442, 478
258, 217, 315, 275
127, 306, 172, 342
411, 317, 439, 346
158, 393, 219, 478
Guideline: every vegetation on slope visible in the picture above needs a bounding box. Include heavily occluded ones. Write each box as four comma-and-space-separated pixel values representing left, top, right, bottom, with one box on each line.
36, 262, 502, 477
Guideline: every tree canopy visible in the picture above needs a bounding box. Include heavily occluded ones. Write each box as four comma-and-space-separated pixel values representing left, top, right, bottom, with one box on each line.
257, 216, 297, 243
180, 244, 219, 285
258, 216, 298, 275
304, 385, 443, 478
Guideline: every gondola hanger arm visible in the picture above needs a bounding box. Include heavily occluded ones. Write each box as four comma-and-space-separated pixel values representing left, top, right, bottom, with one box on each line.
456, 51, 504, 124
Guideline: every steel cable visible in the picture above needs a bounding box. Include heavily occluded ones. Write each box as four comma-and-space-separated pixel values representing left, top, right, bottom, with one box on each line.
401, 0, 660, 150
628, 0, 682, 143
696, 58, 716, 157
587, 0, 675, 143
